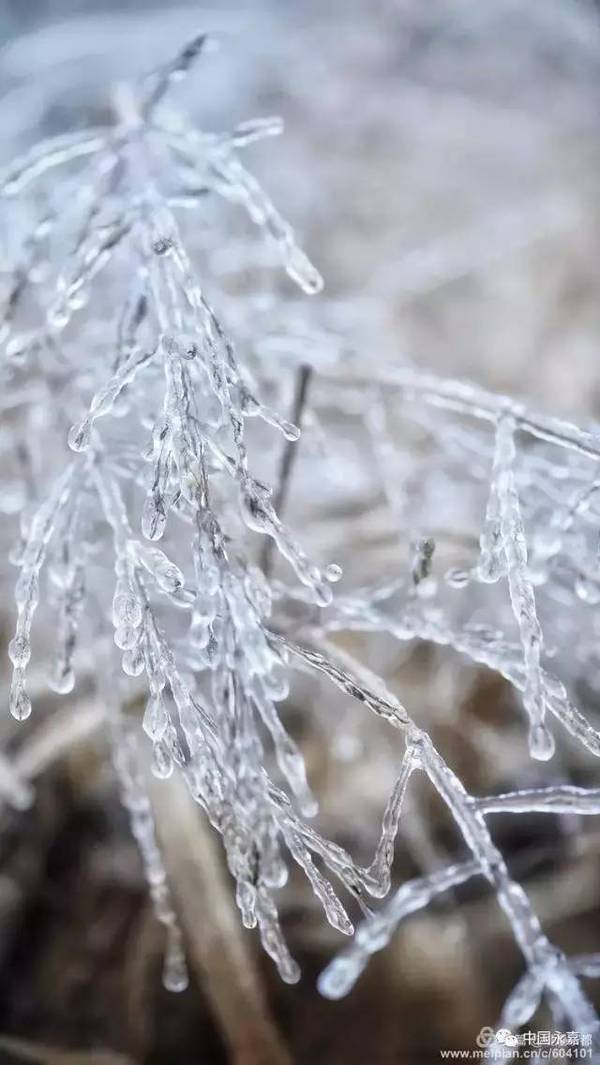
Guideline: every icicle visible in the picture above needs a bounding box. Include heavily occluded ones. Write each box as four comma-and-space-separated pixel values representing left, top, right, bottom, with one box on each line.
209, 150, 323, 294
240, 477, 332, 606
284, 827, 353, 935
494, 414, 554, 760
8, 465, 77, 721
0, 129, 108, 197
143, 693, 169, 742
252, 685, 316, 816
499, 967, 544, 1028
107, 685, 188, 995
68, 346, 156, 451
255, 885, 300, 984
229, 116, 284, 148
318, 859, 479, 999
49, 561, 85, 695
475, 784, 600, 816
48, 214, 133, 331
366, 740, 420, 897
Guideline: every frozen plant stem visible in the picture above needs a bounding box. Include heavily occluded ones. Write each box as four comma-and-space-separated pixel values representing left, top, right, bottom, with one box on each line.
261, 363, 312, 578
291, 636, 597, 1035
493, 414, 553, 760
325, 366, 600, 461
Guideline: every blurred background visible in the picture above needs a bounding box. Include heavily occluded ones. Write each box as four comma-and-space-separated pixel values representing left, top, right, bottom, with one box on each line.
1, 2, 600, 1063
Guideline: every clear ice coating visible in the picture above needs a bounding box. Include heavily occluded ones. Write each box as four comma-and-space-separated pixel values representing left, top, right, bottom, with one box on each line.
1, 26, 600, 1043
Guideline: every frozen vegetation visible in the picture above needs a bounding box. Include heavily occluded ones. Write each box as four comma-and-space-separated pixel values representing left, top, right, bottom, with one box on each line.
2, 12, 600, 1055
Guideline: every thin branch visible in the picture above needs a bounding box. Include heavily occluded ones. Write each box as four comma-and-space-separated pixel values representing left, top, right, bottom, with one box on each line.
475, 785, 600, 815
323, 366, 600, 461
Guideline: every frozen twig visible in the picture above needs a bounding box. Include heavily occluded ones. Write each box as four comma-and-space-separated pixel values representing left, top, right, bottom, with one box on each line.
261, 363, 312, 577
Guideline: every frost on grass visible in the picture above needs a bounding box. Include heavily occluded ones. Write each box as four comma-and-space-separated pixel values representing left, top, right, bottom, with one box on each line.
2, 31, 600, 1045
